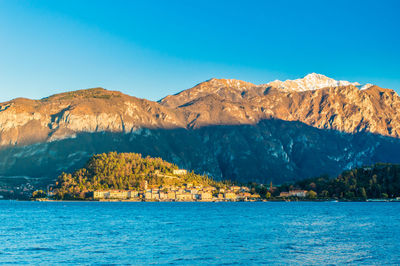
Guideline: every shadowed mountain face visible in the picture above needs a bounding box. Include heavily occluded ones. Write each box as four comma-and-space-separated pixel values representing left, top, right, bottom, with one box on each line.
1, 74, 400, 183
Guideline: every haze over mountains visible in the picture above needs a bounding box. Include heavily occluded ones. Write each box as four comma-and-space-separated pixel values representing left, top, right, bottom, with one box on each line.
1, 73, 400, 184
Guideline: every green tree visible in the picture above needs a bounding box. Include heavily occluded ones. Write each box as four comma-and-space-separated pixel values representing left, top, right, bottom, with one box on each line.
344, 191, 355, 199
360, 187, 367, 200
32, 190, 47, 199
320, 190, 329, 198
307, 190, 317, 199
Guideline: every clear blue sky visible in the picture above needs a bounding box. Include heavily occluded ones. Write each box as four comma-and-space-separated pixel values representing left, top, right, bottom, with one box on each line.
0, 0, 399, 102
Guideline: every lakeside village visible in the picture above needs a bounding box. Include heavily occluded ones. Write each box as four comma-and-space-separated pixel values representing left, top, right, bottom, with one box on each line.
12, 172, 315, 202
38, 169, 315, 202
29, 152, 271, 202
93, 170, 260, 202
78, 171, 262, 202
38, 175, 400, 202
87, 183, 312, 202
13, 153, 400, 202
43, 169, 266, 202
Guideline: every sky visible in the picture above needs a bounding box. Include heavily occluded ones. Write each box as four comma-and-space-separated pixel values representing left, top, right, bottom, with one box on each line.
0, 0, 399, 102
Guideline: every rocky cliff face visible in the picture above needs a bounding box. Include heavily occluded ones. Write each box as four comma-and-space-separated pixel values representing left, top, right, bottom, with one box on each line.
1, 74, 399, 184
0, 88, 185, 146
160, 74, 400, 137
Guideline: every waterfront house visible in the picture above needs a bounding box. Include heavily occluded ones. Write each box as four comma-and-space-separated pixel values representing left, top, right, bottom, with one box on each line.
237, 192, 252, 200
144, 192, 152, 200
224, 192, 237, 201
279, 192, 290, 197
279, 190, 308, 197
128, 191, 139, 199
250, 193, 261, 199
159, 192, 167, 200
93, 190, 139, 200
94, 191, 108, 199
108, 191, 127, 199
199, 192, 213, 201
176, 192, 192, 201
187, 189, 198, 194
289, 190, 307, 197
167, 191, 176, 200
151, 192, 160, 200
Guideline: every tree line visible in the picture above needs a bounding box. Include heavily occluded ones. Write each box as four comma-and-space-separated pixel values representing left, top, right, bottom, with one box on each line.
278, 163, 400, 199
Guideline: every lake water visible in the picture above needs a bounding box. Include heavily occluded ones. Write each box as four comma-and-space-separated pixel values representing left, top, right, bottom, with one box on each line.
1, 201, 400, 265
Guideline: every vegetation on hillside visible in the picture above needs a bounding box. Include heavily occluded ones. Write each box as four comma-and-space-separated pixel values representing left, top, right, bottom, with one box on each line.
53, 152, 226, 199
37, 152, 400, 201
42, 87, 120, 102
279, 163, 400, 199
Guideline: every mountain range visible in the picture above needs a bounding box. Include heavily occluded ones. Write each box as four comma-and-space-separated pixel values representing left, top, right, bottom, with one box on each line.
1, 73, 400, 184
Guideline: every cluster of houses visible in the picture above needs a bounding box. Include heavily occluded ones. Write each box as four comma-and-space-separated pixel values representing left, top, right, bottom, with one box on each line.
279, 190, 308, 198
42, 167, 314, 201
92, 183, 261, 202
90, 169, 262, 202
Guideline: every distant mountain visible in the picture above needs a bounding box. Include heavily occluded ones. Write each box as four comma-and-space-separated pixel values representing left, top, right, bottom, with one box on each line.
0, 74, 399, 184
266, 73, 373, 91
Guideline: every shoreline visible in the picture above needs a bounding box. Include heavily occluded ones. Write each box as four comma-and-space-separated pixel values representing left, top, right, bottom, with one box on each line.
3, 198, 399, 203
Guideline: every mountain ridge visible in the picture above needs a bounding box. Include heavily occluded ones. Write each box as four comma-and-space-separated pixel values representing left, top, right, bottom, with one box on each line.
0, 73, 399, 183
1, 74, 399, 141
265, 73, 367, 91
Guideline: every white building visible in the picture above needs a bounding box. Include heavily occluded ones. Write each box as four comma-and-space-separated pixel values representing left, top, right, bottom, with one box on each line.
173, 169, 187, 175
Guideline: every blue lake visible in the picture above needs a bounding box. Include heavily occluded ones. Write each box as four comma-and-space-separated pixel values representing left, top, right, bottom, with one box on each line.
1, 201, 400, 265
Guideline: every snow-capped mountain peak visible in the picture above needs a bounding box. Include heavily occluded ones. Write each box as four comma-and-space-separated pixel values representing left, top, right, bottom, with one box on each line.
267, 73, 367, 91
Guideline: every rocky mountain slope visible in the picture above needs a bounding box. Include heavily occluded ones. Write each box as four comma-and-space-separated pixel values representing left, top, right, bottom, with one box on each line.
160, 74, 400, 136
1, 74, 400, 184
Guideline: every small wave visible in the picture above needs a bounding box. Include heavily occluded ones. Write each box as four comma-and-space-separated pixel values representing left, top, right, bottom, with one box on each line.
8, 227, 24, 231
24, 247, 56, 252
91, 250, 107, 254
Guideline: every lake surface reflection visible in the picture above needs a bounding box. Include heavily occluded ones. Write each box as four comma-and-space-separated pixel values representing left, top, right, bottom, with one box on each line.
1, 201, 399, 264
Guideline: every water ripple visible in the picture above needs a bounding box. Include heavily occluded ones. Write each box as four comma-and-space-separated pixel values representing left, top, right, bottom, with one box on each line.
0, 201, 399, 264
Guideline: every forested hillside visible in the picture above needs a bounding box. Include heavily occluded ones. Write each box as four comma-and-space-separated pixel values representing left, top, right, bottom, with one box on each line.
53, 152, 224, 199
282, 163, 400, 199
